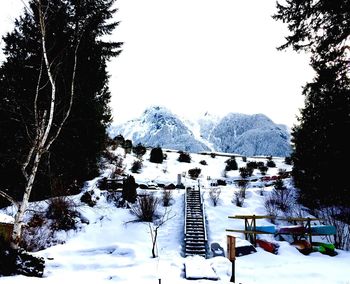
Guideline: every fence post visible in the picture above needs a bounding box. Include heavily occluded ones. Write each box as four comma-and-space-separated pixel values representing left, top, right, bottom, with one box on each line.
227, 235, 236, 283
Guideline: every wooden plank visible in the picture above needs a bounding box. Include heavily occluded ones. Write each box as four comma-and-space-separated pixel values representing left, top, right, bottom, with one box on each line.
277, 217, 320, 221
228, 215, 275, 219
225, 229, 275, 235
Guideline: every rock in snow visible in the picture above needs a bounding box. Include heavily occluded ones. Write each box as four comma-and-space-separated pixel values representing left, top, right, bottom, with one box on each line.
109, 106, 291, 157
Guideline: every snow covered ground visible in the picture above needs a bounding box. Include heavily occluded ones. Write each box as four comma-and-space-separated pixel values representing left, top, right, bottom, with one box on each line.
1, 149, 350, 283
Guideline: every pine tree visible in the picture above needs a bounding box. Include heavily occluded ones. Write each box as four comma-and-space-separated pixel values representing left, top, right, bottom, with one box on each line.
0, 0, 122, 207
274, 0, 350, 208
150, 147, 164, 164
122, 175, 137, 203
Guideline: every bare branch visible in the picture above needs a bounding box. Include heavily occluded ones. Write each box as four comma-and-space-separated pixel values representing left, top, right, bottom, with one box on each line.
0, 190, 19, 209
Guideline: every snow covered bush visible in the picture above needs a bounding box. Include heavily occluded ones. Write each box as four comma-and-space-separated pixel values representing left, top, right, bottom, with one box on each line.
209, 187, 221, 206
0, 238, 45, 277
161, 189, 173, 207
236, 179, 249, 198
46, 197, 79, 231
264, 179, 294, 215
132, 193, 159, 222
233, 189, 245, 207
80, 190, 98, 207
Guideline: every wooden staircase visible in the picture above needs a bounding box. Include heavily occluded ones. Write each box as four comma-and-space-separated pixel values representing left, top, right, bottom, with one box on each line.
184, 187, 207, 257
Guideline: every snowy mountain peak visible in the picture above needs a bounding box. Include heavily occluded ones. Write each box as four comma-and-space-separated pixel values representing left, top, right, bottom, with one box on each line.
109, 107, 291, 156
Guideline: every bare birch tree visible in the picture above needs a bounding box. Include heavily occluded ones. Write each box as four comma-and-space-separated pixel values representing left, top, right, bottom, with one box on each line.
0, 0, 82, 249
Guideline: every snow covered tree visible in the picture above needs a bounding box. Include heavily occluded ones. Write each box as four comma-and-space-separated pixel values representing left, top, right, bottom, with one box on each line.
274, 0, 350, 208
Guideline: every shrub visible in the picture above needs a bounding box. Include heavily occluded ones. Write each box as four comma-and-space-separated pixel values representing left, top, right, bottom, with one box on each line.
122, 175, 138, 203
317, 207, 350, 250
162, 189, 173, 207
239, 167, 253, 178
178, 152, 191, 163
242, 156, 247, 162
122, 139, 133, 154
265, 179, 293, 213
236, 179, 249, 198
234, 189, 245, 207
0, 238, 45, 277
225, 157, 238, 171
132, 143, 147, 158
130, 160, 143, 173
266, 156, 276, 167
188, 168, 201, 179
150, 147, 164, 163
80, 190, 97, 207
113, 134, 125, 148
199, 160, 207, 165
209, 187, 221, 206
266, 159, 276, 168
132, 193, 159, 222
257, 161, 265, 167
46, 197, 79, 231
246, 161, 258, 169
210, 153, 216, 158
259, 165, 269, 175
284, 156, 292, 165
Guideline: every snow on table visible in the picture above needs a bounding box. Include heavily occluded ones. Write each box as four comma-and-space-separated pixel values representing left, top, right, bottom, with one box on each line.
184, 255, 219, 280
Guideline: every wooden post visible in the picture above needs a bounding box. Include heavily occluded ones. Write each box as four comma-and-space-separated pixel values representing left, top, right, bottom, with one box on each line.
244, 219, 248, 241
307, 218, 312, 244
253, 215, 257, 246
227, 235, 236, 283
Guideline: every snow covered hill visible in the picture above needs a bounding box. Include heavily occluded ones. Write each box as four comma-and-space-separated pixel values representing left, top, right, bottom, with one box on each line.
1, 148, 349, 283
109, 107, 291, 157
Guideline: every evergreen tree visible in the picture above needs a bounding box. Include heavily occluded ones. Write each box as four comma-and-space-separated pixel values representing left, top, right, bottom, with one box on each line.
0, 0, 122, 206
274, 0, 350, 208
122, 175, 137, 203
149, 147, 164, 164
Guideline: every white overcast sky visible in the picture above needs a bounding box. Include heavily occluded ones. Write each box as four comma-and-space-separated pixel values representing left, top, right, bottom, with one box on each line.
0, 0, 314, 127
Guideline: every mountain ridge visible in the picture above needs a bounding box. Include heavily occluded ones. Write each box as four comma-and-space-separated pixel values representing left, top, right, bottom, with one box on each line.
109, 106, 291, 156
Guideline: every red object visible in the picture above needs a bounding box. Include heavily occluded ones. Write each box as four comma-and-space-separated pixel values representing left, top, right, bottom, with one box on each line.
291, 240, 312, 255
256, 239, 279, 254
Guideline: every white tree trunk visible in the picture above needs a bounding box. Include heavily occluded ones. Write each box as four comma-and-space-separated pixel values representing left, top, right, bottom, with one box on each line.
7, 0, 81, 249
11, 151, 42, 249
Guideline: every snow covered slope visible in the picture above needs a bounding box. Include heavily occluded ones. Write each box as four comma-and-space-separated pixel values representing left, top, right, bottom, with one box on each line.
1, 149, 349, 283
110, 107, 291, 156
